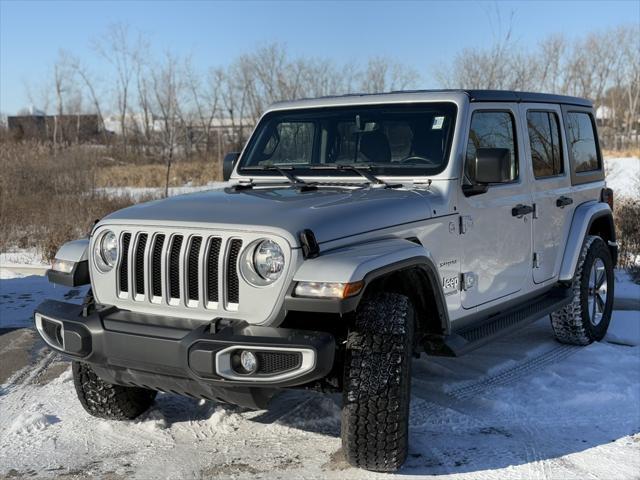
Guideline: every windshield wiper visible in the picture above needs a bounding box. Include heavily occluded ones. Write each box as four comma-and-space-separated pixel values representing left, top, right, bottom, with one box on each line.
309, 164, 401, 189
241, 165, 318, 191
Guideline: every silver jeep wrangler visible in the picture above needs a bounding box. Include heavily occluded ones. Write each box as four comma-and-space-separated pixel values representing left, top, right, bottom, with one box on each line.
35, 90, 617, 472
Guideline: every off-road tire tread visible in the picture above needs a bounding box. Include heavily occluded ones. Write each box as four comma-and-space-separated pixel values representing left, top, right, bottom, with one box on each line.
72, 361, 156, 420
550, 235, 613, 345
341, 292, 414, 472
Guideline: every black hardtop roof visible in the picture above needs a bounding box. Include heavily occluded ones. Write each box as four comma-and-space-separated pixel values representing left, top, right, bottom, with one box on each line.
273, 89, 592, 108
463, 89, 592, 107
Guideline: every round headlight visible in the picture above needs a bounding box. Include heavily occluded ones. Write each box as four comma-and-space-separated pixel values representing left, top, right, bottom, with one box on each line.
253, 240, 285, 283
94, 230, 119, 272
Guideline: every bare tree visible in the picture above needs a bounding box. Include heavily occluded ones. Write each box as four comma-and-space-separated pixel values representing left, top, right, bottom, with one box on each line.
51, 50, 76, 147
151, 53, 186, 196
183, 60, 222, 158
93, 23, 140, 154
360, 56, 419, 93
63, 51, 111, 144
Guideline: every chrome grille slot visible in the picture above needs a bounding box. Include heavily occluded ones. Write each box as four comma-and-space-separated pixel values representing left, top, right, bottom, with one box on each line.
169, 235, 184, 300
134, 233, 148, 297
206, 238, 222, 304
151, 234, 165, 298
119, 233, 131, 294
187, 236, 202, 303
226, 239, 243, 305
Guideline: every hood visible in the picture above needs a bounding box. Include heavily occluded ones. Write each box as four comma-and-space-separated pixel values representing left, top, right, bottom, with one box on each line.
101, 185, 435, 246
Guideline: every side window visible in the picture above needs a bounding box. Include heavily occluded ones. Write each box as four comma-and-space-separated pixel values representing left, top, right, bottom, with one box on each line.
566, 112, 600, 173
527, 111, 563, 178
466, 111, 518, 182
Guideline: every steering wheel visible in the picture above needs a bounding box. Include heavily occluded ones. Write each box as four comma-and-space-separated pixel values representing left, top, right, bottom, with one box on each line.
399, 156, 436, 165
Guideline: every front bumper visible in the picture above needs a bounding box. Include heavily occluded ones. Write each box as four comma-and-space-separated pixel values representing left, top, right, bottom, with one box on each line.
34, 300, 335, 409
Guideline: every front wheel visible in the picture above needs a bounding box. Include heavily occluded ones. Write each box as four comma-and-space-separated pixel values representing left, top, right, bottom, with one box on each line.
341, 292, 415, 472
550, 235, 614, 345
72, 362, 157, 420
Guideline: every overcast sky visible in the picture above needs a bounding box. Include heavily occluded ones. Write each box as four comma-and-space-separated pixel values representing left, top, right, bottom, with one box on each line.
1, 0, 638, 114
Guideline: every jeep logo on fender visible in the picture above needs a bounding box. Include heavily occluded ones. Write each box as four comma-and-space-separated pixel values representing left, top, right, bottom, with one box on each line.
442, 275, 459, 292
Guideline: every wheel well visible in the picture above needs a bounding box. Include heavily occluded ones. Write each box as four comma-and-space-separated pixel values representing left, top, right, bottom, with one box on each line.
588, 213, 617, 265
363, 266, 448, 341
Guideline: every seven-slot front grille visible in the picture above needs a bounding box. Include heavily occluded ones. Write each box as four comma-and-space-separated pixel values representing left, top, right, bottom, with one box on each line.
117, 232, 244, 309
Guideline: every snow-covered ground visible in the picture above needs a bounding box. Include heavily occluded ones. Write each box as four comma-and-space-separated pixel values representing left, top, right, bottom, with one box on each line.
605, 157, 640, 198
97, 181, 229, 201
0, 267, 638, 479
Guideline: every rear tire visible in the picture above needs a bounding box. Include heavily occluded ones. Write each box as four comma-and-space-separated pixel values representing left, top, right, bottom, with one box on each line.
550, 235, 614, 345
341, 292, 414, 472
72, 361, 156, 420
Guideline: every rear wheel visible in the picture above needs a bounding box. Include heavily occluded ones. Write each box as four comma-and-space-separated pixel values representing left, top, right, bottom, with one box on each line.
72, 361, 156, 420
550, 235, 614, 345
341, 292, 414, 472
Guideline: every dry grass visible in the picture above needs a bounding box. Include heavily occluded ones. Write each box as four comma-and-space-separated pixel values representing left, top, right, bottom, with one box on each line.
95, 158, 222, 188
0, 142, 223, 261
0, 142, 153, 261
603, 148, 640, 158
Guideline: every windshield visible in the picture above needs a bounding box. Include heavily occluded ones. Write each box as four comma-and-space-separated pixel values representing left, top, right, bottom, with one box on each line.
238, 103, 457, 177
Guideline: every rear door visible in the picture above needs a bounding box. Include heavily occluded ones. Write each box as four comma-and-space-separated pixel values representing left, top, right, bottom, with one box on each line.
521, 104, 575, 284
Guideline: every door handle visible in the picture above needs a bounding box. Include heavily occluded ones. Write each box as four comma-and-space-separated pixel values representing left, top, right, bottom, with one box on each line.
556, 196, 573, 208
512, 204, 534, 217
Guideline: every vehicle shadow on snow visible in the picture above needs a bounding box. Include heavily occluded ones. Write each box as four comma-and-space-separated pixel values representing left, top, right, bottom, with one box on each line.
399, 317, 640, 475
141, 388, 342, 437
400, 407, 639, 476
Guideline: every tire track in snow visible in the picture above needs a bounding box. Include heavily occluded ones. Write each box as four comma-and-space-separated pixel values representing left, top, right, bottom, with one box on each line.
1, 350, 57, 395
446, 344, 579, 400
409, 343, 580, 427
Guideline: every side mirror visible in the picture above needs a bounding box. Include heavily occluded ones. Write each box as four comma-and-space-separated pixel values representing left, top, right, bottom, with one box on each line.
223, 152, 240, 181
474, 148, 512, 184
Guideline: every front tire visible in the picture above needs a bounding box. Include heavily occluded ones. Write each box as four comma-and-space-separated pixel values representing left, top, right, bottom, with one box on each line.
550, 235, 614, 345
72, 361, 157, 420
341, 292, 414, 472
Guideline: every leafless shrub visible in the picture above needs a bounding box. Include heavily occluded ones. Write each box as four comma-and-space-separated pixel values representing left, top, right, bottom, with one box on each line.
0, 142, 154, 261
614, 197, 640, 275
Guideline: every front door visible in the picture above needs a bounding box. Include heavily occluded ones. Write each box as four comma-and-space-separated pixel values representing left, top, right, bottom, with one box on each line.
521, 104, 575, 283
459, 106, 533, 309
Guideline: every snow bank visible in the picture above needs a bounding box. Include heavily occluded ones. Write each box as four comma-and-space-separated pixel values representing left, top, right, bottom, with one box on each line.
605, 157, 640, 198
606, 311, 640, 346
98, 181, 229, 201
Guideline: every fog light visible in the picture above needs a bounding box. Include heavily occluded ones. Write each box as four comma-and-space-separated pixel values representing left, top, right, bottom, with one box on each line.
240, 351, 258, 373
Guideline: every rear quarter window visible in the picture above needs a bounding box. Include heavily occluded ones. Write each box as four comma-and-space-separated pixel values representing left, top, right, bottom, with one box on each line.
566, 112, 600, 173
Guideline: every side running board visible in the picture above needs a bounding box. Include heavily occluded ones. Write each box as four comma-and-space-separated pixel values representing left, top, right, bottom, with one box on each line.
427, 287, 573, 357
